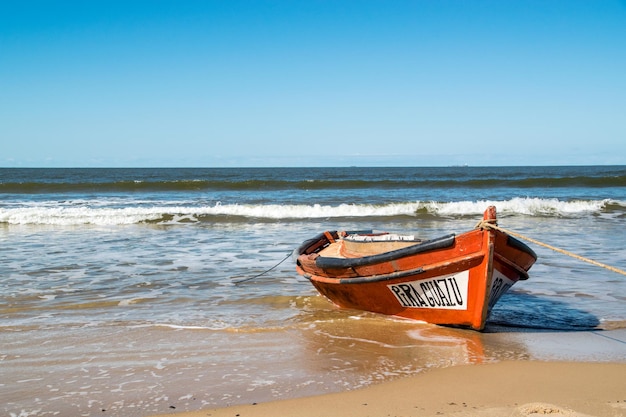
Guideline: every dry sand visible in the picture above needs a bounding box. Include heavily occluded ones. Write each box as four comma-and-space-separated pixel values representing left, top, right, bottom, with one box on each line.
151, 361, 626, 417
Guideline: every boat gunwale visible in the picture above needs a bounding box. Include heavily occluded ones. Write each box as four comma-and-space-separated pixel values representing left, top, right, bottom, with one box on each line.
303, 251, 487, 285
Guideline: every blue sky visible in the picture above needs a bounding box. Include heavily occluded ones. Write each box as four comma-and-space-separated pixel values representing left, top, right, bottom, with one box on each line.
1, 1, 625, 167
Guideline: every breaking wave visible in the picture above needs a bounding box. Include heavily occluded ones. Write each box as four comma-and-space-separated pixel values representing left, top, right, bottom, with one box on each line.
1, 198, 622, 226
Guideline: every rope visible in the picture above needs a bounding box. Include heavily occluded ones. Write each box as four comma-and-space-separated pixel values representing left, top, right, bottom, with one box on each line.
233, 251, 293, 284
476, 220, 626, 277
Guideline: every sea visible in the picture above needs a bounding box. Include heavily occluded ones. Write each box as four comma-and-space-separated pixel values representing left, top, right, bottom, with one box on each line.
1, 166, 625, 417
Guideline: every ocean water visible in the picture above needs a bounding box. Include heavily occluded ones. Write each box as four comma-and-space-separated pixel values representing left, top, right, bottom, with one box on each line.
1, 166, 625, 417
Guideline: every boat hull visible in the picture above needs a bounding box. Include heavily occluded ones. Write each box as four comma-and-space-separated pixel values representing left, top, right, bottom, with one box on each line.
296, 207, 536, 331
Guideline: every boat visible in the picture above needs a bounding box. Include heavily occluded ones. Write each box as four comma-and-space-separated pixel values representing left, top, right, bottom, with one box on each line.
295, 206, 537, 331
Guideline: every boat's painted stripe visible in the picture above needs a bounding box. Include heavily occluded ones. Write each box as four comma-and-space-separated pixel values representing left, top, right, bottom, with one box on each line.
493, 252, 530, 280
309, 252, 485, 284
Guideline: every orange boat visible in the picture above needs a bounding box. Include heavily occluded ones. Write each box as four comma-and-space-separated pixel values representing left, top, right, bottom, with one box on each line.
295, 206, 537, 331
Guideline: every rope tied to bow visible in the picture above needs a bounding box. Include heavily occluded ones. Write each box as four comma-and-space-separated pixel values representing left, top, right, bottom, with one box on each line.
476, 220, 626, 277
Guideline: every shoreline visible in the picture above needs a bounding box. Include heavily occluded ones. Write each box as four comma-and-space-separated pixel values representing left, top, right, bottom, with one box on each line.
151, 360, 626, 417
3, 324, 625, 416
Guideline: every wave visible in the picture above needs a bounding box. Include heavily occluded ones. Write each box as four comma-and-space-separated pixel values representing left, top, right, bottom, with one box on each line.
1, 198, 622, 226
2, 175, 626, 194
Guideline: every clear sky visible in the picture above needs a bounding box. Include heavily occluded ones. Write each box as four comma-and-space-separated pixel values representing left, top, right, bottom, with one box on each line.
1, 1, 625, 167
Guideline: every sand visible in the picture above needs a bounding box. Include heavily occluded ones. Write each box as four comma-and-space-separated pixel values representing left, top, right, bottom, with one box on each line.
151, 361, 626, 417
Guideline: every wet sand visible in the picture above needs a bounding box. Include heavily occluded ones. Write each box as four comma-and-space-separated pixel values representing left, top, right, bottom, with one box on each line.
151, 361, 626, 417
149, 327, 626, 417
4, 318, 625, 416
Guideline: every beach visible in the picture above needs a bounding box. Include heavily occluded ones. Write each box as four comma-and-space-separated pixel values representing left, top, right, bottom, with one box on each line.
1, 167, 625, 417
145, 328, 625, 417
151, 359, 626, 417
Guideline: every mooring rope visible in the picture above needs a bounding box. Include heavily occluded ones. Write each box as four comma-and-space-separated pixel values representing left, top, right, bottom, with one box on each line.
233, 251, 293, 284
476, 220, 626, 277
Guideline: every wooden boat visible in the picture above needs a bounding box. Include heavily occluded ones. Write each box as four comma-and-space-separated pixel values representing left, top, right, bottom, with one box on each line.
295, 206, 537, 331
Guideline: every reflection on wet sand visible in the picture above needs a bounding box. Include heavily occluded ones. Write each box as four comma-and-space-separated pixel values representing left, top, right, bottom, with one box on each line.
292, 297, 528, 387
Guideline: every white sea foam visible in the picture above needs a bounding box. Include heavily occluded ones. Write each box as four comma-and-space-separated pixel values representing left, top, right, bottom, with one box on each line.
0, 198, 618, 225
153, 324, 214, 330
430, 197, 612, 216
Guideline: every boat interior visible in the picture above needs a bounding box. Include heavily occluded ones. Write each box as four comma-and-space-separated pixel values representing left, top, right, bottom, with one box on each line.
320, 232, 424, 258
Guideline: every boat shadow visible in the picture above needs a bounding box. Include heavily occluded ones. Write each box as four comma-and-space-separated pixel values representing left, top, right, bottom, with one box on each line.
485, 292, 601, 332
